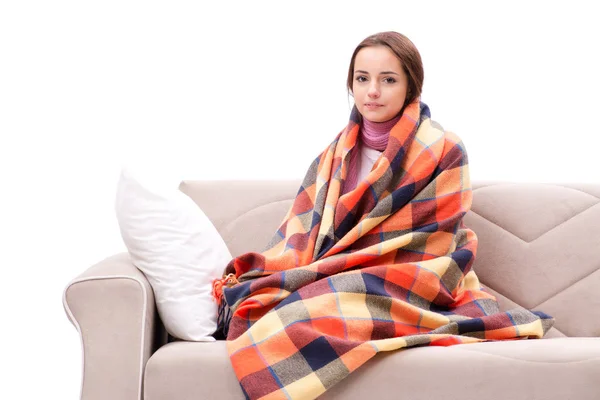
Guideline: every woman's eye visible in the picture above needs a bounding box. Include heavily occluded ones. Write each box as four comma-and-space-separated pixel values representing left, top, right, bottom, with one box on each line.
355, 76, 368, 83
383, 77, 396, 84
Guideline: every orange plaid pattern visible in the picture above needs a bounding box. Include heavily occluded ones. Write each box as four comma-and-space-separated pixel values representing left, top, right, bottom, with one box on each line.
217, 100, 554, 400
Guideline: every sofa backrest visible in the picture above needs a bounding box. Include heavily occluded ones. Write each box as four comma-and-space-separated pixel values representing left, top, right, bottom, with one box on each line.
180, 180, 600, 338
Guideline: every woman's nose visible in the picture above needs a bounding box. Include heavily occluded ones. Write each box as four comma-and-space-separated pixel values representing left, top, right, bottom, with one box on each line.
367, 83, 380, 98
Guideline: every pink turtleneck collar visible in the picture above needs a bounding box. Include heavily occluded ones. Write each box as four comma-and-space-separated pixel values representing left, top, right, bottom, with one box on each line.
342, 113, 403, 195
360, 114, 402, 151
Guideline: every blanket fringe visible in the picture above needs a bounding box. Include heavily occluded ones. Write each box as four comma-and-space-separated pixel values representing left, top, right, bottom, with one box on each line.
212, 273, 239, 339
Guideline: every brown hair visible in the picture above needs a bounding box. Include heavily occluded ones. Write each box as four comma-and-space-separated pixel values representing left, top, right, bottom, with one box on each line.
347, 31, 424, 108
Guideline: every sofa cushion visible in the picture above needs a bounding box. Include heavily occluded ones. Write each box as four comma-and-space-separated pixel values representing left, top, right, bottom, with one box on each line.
144, 338, 600, 400
464, 183, 600, 337
115, 167, 232, 341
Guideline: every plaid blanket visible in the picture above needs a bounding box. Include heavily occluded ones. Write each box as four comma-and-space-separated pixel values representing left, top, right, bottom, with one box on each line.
214, 100, 554, 400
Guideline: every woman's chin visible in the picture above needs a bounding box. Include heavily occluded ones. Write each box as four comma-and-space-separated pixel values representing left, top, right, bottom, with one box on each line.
359, 108, 391, 122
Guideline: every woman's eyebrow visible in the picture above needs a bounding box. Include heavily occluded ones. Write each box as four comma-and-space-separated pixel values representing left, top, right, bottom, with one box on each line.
354, 70, 399, 76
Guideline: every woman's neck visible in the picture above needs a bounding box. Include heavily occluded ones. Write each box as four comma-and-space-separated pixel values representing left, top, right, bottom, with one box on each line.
361, 114, 402, 151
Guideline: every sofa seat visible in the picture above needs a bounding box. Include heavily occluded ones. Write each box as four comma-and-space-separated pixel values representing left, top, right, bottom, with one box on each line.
143, 337, 600, 400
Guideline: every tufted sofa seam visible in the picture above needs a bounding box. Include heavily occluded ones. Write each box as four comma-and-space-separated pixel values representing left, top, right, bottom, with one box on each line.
531, 265, 600, 310
468, 201, 599, 244
531, 201, 600, 242
466, 209, 529, 243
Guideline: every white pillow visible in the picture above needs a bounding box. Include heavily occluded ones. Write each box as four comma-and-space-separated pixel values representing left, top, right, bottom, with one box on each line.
114, 166, 232, 341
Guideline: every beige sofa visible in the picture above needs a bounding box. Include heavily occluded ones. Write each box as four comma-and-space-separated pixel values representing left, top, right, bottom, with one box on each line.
63, 180, 600, 400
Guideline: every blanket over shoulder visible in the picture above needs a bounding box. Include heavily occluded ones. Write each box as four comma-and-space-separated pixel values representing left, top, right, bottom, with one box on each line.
214, 100, 554, 400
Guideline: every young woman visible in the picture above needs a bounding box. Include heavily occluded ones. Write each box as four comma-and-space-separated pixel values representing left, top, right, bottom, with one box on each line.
341, 31, 422, 195
213, 31, 553, 400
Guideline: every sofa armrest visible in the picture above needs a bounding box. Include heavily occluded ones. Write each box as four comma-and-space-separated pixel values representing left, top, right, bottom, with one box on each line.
63, 252, 167, 400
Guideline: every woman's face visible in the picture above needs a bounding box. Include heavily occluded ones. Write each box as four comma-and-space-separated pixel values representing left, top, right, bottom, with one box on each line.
352, 45, 409, 122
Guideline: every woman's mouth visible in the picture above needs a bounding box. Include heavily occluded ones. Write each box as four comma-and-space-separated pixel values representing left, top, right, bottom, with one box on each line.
364, 102, 383, 110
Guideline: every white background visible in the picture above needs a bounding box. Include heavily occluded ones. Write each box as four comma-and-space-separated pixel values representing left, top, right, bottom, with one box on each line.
1, 1, 598, 398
